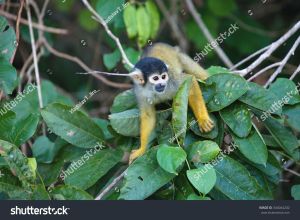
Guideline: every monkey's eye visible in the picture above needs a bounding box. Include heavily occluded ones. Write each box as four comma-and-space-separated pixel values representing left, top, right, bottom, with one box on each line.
153, 76, 159, 81
162, 74, 166, 80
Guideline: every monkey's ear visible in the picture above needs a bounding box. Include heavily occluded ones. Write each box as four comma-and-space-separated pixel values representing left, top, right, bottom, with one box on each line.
129, 69, 145, 85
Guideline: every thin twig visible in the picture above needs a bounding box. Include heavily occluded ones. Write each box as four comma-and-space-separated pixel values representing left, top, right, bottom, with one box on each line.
43, 40, 131, 89
290, 64, 300, 80
235, 21, 300, 76
25, 0, 43, 108
230, 46, 270, 71
185, 0, 233, 68
10, 0, 25, 63
284, 168, 300, 177
155, 0, 188, 52
81, 0, 133, 68
0, 9, 68, 34
264, 35, 300, 87
95, 170, 126, 200
247, 62, 281, 82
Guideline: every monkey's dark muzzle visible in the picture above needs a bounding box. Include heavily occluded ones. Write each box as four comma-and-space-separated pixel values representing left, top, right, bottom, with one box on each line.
155, 84, 166, 93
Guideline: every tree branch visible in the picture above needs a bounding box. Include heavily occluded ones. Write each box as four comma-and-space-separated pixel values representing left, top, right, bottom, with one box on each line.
185, 0, 233, 68
81, 0, 134, 68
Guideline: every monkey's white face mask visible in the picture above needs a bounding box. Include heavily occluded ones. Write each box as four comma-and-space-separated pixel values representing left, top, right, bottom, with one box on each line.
148, 72, 169, 93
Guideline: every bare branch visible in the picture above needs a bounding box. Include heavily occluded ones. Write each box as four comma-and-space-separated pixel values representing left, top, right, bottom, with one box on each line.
0, 9, 68, 35
247, 62, 281, 82
264, 36, 300, 87
290, 64, 300, 80
155, 0, 188, 52
42, 40, 131, 89
25, 0, 43, 108
234, 21, 300, 76
185, 0, 233, 68
81, 0, 134, 68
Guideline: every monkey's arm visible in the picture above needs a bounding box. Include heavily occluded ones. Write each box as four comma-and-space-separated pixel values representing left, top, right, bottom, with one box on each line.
188, 77, 214, 132
129, 105, 156, 164
178, 52, 209, 80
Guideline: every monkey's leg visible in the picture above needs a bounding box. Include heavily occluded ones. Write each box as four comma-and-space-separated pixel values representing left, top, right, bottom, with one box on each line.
188, 77, 214, 132
129, 106, 156, 164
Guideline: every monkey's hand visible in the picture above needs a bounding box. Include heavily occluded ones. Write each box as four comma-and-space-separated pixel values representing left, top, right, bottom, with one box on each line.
129, 149, 145, 164
199, 116, 214, 133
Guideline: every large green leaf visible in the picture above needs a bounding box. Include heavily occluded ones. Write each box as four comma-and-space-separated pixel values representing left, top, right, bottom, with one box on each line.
231, 128, 268, 166
137, 5, 151, 47
220, 102, 252, 138
291, 185, 300, 200
119, 147, 175, 200
51, 185, 93, 200
283, 104, 300, 132
0, 16, 16, 61
206, 66, 233, 76
206, 73, 248, 111
189, 113, 218, 139
110, 89, 137, 113
41, 103, 105, 149
96, 0, 125, 28
156, 145, 186, 175
239, 82, 281, 115
187, 166, 217, 195
123, 4, 137, 38
172, 76, 192, 144
64, 148, 123, 190
269, 78, 300, 105
0, 57, 17, 94
260, 114, 299, 159
109, 108, 171, 137
214, 156, 273, 200
145, 0, 160, 38
188, 140, 220, 164
103, 49, 121, 70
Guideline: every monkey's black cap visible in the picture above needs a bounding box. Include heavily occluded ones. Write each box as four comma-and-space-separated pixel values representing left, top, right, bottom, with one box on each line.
134, 57, 168, 82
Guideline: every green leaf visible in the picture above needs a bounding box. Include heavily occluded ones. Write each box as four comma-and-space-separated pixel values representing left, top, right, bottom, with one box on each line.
239, 82, 281, 115
0, 140, 36, 186
187, 166, 217, 195
32, 136, 65, 163
291, 185, 300, 200
78, 9, 98, 31
96, 0, 125, 28
103, 49, 121, 70
110, 89, 137, 113
51, 185, 93, 200
206, 66, 233, 76
123, 4, 138, 38
0, 57, 17, 94
206, 73, 248, 111
187, 194, 211, 200
269, 78, 300, 105
283, 103, 300, 132
145, 0, 160, 38
188, 140, 220, 164
214, 156, 273, 200
0, 16, 16, 61
156, 145, 186, 175
260, 114, 299, 159
231, 128, 268, 166
207, 0, 237, 17
119, 147, 175, 200
64, 148, 123, 190
109, 108, 171, 137
136, 5, 151, 47
172, 76, 192, 144
220, 102, 252, 138
41, 103, 105, 149
124, 47, 141, 71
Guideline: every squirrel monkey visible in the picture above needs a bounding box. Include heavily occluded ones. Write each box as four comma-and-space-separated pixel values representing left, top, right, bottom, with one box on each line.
128, 43, 214, 163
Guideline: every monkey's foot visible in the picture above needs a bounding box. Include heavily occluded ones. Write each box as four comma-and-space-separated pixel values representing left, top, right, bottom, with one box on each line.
199, 117, 214, 133
129, 149, 145, 164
